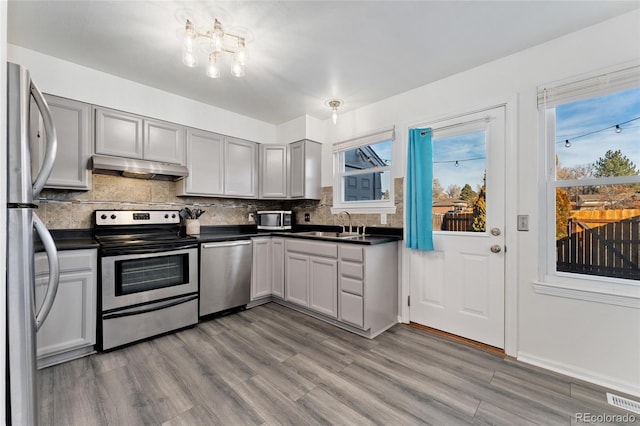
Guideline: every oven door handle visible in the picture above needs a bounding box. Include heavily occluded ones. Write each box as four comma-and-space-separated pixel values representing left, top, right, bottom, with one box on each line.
100, 243, 198, 256
102, 294, 198, 319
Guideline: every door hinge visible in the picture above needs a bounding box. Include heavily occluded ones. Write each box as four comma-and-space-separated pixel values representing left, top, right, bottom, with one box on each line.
408, 295, 410, 307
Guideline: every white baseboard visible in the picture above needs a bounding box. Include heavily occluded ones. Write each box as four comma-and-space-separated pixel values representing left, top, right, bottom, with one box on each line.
517, 351, 640, 398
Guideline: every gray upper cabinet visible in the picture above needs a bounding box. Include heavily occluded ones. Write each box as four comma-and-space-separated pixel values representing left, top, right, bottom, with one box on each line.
177, 128, 224, 196
290, 140, 321, 200
30, 95, 92, 190
224, 137, 258, 198
143, 118, 185, 165
94, 107, 143, 159
259, 144, 288, 198
95, 107, 185, 165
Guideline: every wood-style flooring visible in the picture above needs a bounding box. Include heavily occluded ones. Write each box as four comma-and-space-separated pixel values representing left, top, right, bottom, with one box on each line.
38, 303, 638, 425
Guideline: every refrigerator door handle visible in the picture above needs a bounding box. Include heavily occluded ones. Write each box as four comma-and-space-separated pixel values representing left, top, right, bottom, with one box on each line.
30, 79, 57, 199
33, 213, 60, 331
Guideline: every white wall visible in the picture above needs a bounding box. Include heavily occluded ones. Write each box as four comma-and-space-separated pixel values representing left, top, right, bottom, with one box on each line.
320, 10, 640, 395
1, 2, 7, 423
7, 45, 277, 144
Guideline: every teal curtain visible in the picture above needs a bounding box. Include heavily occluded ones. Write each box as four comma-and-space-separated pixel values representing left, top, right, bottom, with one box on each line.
406, 128, 434, 251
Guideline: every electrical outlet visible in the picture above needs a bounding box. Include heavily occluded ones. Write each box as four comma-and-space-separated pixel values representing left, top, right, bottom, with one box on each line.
380, 213, 387, 225
248, 213, 255, 222
304, 213, 310, 222
517, 214, 529, 231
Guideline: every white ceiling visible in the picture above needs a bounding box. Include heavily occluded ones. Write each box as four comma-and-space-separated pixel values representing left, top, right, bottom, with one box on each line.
7, 1, 640, 125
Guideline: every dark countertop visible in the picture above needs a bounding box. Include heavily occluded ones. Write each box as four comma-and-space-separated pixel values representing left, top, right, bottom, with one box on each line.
39, 225, 402, 251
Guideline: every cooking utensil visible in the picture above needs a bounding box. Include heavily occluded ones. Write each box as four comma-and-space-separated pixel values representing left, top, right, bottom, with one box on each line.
179, 209, 190, 220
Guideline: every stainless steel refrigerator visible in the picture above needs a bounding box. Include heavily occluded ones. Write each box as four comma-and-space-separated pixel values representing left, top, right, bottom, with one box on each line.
6, 62, 60, 425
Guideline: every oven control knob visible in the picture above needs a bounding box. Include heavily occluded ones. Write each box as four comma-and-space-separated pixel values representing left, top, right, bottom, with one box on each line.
100, 214, 107, 220
171, 214, 176, 218
110, 214, 117, 220
165, 214, 169, 219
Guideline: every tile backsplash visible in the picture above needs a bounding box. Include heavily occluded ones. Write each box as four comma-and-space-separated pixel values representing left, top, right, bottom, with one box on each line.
39, 174, 404, 229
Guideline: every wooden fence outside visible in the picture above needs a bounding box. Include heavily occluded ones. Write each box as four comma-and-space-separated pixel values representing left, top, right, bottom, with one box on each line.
433, 212, 474, 232
557, 215, 640, 280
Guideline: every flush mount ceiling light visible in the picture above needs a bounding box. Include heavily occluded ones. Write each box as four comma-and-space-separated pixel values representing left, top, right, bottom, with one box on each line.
325, 99, 343, 124
182, 18, 248, 79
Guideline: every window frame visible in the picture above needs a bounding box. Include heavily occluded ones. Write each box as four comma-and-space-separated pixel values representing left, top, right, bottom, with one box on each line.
332, 128, 396, 214
537, 64, 640, 308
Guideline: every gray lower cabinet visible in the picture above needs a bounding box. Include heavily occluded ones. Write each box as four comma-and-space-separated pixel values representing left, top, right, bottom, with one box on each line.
30, 94, 92, 190
271, 238, 285, 298
251, 237, 272, 300
338, 242, 398, 335
34, 249, 97, 368
285, 239, 338, 318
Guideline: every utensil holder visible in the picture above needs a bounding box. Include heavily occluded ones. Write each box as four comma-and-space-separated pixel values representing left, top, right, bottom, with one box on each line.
185, 219, 200, 236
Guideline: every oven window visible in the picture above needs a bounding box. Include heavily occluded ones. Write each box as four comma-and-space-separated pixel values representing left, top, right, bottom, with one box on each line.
115, 253, 190, 295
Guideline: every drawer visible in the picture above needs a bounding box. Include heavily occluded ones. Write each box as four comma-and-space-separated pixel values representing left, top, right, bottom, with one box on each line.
286, 239, 337, 258
340, 244, 363, 262
340, 276, 363, 296
340, 261, 364, 280
339, 291, 364, 328
35, 249, 96, 276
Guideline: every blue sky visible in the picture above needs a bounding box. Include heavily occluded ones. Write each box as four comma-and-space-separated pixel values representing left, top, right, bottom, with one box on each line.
556, 87, 640, 173
432, 131, 486, 192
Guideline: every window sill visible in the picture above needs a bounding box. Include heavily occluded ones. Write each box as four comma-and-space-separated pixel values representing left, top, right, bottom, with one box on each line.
532, 279, 640, 309
331, 205, 397, 215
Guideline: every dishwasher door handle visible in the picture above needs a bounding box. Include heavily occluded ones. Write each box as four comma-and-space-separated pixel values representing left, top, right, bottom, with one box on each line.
201, 240, 252, 249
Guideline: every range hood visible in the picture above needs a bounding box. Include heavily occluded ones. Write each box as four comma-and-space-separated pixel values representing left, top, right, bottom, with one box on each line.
91, 155, 188, 181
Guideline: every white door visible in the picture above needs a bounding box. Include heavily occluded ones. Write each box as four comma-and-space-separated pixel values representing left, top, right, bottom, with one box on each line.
409, 106, 506, 349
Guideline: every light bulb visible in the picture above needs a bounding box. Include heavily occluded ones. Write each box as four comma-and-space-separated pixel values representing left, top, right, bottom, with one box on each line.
332, 109, 338, 124
206, 54, 220, 78
455, 160, 459, 167
213, 19, 224, 52
182, 46, 198, 67
236, 39, 247, 65
231, 58, 245, 77
565, 140, 571, 148
615, 125, 622, 133
182, 19, 198, 67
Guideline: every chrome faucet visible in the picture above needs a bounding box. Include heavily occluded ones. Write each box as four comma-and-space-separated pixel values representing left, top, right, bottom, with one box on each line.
339, 211, 352, 234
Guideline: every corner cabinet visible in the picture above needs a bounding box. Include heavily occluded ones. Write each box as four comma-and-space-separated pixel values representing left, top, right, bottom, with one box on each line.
94, 107, 185, 165
35, 249, 97, 368
290, 140, 321, 200
30, 95, 92, 190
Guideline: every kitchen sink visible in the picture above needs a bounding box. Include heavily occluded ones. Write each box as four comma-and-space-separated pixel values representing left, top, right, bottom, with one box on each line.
293, 231, 364, 239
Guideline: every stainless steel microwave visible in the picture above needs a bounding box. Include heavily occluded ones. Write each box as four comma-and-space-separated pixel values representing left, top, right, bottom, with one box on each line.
256, 210, 292, 230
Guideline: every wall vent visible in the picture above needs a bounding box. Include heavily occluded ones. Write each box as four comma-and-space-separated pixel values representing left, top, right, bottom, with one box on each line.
607, 393, 640, 414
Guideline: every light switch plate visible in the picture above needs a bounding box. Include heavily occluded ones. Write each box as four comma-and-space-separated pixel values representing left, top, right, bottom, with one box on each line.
517, 215, 529, 231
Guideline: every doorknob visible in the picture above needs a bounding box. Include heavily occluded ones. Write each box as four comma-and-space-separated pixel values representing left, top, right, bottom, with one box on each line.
490, 244, 502, 253
490, 227, 501, 236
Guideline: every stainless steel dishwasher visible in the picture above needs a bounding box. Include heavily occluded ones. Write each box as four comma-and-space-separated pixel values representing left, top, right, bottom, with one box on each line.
199, 240, 253, 317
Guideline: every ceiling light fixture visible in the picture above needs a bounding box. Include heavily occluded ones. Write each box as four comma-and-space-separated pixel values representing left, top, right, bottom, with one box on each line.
325, 99, 343, 124
182, 18, 248, 79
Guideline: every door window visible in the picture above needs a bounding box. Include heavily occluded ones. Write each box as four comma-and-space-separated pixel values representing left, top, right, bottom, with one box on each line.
115, 253, 190, 295
432, 130, 487, 232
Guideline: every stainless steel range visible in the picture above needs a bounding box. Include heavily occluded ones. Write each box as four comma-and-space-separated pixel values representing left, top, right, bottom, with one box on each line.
94, 210, 199, 350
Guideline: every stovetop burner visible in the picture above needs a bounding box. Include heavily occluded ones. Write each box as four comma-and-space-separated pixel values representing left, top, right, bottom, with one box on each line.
94, 209, 198, 252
